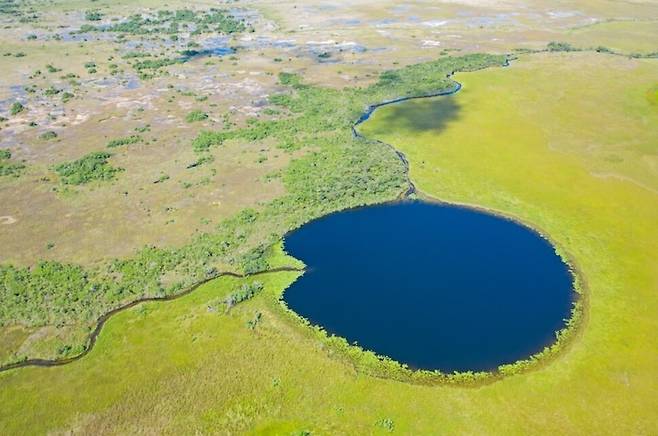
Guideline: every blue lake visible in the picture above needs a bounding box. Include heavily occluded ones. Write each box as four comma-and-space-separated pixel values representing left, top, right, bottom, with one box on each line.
283, 201, 575, 373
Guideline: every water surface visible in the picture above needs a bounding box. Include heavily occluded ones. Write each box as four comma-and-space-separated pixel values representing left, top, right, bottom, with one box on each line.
284, 201, 574, 372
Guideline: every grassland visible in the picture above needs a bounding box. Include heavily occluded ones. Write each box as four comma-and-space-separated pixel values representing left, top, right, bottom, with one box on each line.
360, 51, 658, 432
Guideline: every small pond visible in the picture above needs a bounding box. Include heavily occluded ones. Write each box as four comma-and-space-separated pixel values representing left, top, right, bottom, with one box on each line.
283, 201, 575, 373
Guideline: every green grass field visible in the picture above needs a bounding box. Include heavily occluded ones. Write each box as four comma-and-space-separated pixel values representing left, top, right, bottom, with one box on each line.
1, 51, 657, 434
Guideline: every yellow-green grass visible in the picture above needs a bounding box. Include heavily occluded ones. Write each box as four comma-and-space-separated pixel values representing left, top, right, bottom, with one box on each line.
567, 20, 658, 54
2, 52, 658, 434
360, 52, 658, 431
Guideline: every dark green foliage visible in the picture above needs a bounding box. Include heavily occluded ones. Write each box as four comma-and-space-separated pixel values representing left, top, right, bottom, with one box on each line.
547, 41, 578, 52
247, 312, 262, 330
84, 10, 102, 21
179, 49, 199, 57
40, 131, 58, 140
132, 57, 180, 71
186, 110, 208, 123
0, 262, 96, 325
0, 148, 25, 177
225, 281, 264, 309
628, 51, 658, 59
122, 51, 152, 59
44, 86, 61, 96
154, 173, 170, 184
10, 102, 24, 115
278, 72, 304, 88
192, 131, 230, 152
96, 9, 246, 36
107, 135, 142, 148
53, 151, 122, 185
378, 70, 401, 85
240, 245, 269, 274
186, 154, 214, 168
45, 64, 61, 73
78, 24, 96, 33
376, 418, 395, 432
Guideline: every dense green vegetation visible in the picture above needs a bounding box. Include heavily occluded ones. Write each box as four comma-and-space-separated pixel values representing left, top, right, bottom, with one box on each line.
81, 8, 248, 36
39, 131, 57, 140
52, 151, 122, 185
224, 281, 264, 309
515, 41, 658, 59
0, 149, 24, 177
185, 110, 208, 123
0, 54, 506, 365
9, 102, 24, 116
106, 135, 142, 148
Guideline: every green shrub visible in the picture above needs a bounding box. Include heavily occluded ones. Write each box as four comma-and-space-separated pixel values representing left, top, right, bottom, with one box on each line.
107, 135, 142, 148
547, 41, 577, 52
376, 418, 395, 432
225, 281, 264, 309
0, 149, 25, 177
186, 110, 208, 123
53, 151, 122, 185
10, 102, 24, 115
45, 64, 61, 73
85, 10, 103, 21
40, 131, 58, 140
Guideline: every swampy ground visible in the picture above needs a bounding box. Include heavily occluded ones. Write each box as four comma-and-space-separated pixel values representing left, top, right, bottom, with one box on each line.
1, 0, 657, 434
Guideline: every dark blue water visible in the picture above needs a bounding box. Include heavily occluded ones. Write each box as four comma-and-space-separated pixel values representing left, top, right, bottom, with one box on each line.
283, 201, 574, 373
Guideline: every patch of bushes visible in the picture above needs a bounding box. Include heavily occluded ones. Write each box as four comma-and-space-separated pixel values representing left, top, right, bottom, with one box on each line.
133, 57, 180, 71
547, 41, 578, 52
10, 102, 24, 115
0, 148, 25, 177
85, 10, 102, 21
53, 151, 123, 185
186, 110, 208, 123
225, 281, 264, 309
107, 135, 142, 148
45, 64, 61, 73
40, 131, 58, 140
92, 8, 248, 36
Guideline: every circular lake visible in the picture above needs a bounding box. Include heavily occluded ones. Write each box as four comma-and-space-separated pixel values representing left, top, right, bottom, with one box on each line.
283, 201, 575, 373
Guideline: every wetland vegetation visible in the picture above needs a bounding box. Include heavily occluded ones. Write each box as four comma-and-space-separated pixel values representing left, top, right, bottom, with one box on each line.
1, 0, 657, 433
0, 53, 507, 366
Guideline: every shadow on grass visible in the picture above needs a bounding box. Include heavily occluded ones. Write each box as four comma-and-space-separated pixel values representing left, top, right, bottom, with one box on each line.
372, 95, 461, 135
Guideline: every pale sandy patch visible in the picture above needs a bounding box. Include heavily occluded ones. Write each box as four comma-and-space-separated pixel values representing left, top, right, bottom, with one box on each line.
0, 215, 17, 225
